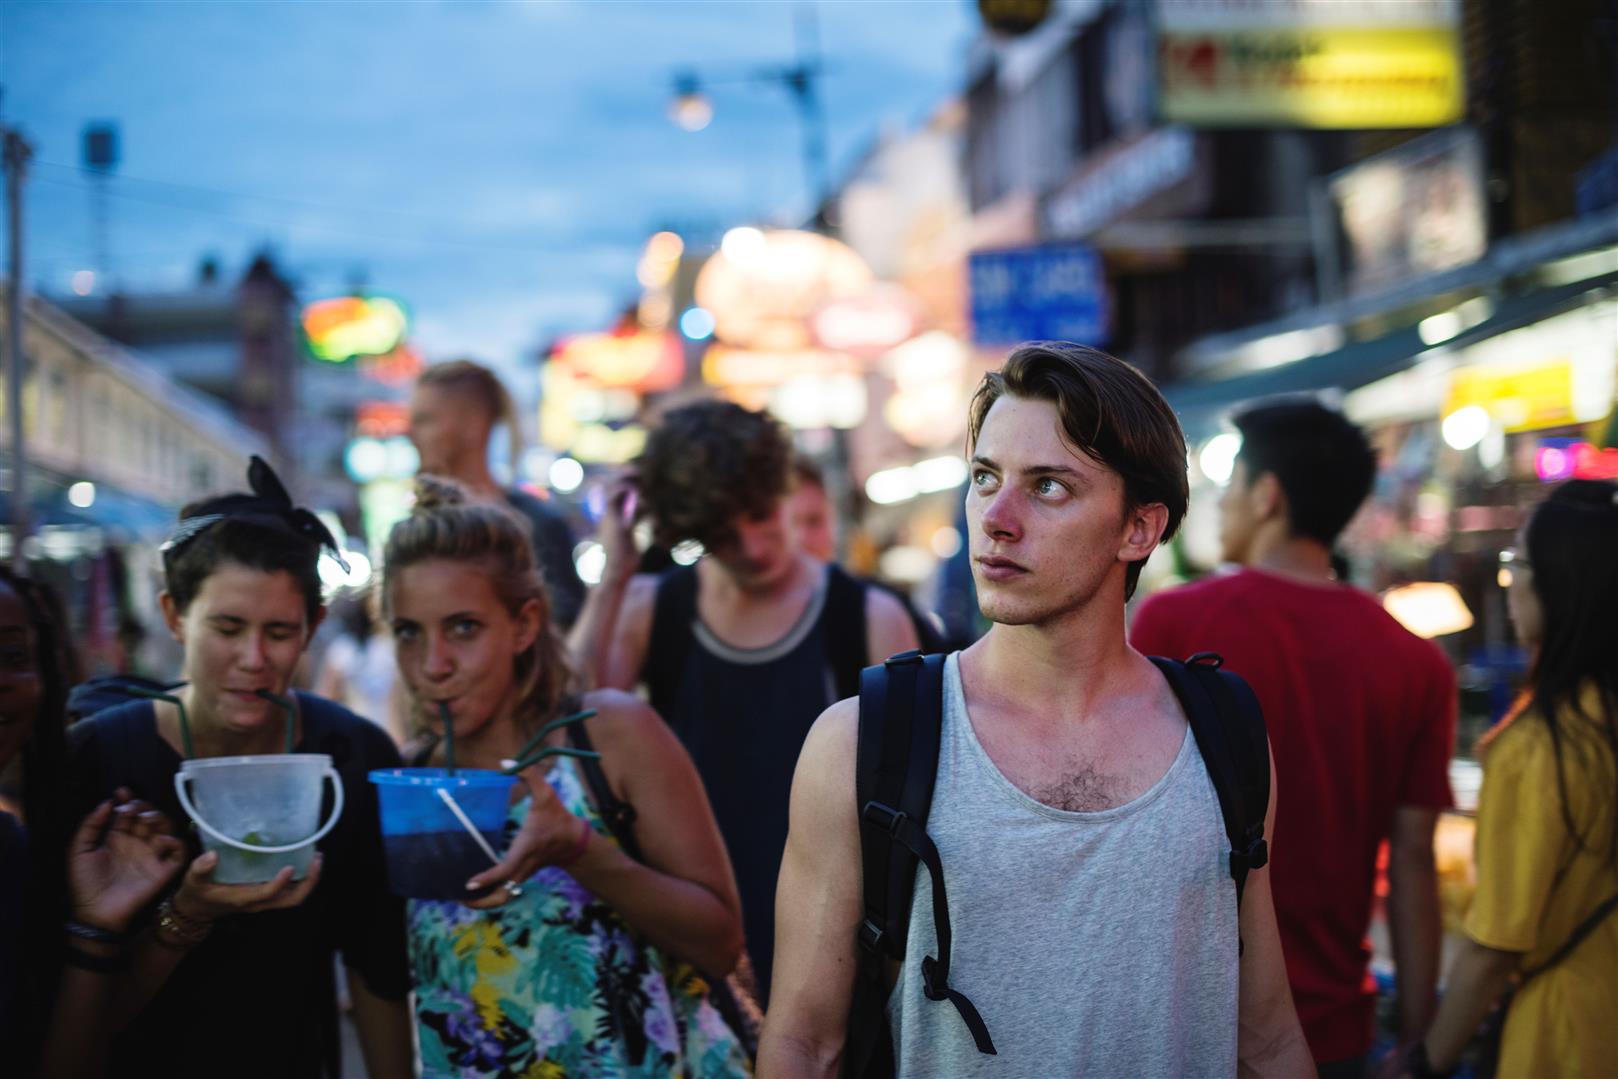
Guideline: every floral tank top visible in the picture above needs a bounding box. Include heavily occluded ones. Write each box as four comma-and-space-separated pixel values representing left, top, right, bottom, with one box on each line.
407, 757, 753, 1078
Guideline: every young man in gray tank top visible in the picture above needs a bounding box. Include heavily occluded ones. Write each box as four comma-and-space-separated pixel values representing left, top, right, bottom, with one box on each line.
760, 343, 1313, 1077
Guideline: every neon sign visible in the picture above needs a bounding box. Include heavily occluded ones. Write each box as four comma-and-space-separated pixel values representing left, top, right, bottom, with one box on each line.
302, 296, 410, 364
1535, 439, 1618, 482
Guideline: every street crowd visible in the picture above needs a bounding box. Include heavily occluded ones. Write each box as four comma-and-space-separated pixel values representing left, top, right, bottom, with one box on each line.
1, 343, 1614, 1079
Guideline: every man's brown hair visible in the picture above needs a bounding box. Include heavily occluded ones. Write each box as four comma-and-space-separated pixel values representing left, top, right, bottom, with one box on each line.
636, 399, 793, 550
966, 341, 1188, 599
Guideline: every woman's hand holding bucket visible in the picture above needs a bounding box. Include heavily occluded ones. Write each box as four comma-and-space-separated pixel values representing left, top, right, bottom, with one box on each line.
170, 848, 324, 927
462, 776, 591, 910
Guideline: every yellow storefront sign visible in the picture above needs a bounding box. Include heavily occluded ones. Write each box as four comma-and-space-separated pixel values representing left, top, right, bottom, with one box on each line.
1160, 27, 1464, 129
1444, 360, 1576, 433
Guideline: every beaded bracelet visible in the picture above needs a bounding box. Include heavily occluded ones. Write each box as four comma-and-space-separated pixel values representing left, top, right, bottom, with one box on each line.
64, 919, 129, 946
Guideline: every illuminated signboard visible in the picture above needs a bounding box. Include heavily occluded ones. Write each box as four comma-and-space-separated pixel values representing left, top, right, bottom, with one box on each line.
302, 296, 410, 363
695, 228, 873, 351
1155, 0, 1464, 129
355, 401, 410, 439
1444, 359, 1575, 434
1328, 127, 1486, 297
551, 330, 683, 393
1536, 439, 1618, 482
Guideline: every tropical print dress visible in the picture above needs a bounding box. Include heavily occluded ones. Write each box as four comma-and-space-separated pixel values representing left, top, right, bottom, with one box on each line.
407, 758, 753, 1079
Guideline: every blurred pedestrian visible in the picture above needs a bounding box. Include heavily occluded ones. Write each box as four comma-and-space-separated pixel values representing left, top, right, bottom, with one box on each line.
383, 475, 752, 1077
409, 359, 585, 630
0, 564, 201, 1079
760, 343, 1311, 1077
314, 593, 407, 746
788, 455, 950, 653
0, 566, 77, 1074
1132, 400, 1456, 1079
574, 401, 919, 1000
64, 456, 412, 1079
1396, 479, 1618, 1079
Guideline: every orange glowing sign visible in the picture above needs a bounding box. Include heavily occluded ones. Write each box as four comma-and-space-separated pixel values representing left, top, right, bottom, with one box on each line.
552, 330, 683, 392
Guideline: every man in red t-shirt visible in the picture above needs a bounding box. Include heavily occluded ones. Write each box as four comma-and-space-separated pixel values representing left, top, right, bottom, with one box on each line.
1131, 400, 1455, 1079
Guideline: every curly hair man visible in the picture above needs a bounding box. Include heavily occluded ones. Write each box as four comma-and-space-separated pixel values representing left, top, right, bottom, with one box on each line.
578, 399, 919, 1001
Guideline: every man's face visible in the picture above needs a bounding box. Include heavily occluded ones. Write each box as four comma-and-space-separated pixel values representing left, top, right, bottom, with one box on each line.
788, 482, 836, 562
408, 384, 480, 476
1217, 458, 1259, 565
707, 498, 799, 593
967, 395, 1154, 627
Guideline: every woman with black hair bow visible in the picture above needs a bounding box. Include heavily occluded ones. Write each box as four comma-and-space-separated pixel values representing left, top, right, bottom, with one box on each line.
63, 458, 413, 1078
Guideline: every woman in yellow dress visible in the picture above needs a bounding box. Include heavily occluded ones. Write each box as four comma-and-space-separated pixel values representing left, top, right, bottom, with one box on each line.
1402, 479, 1618, 1078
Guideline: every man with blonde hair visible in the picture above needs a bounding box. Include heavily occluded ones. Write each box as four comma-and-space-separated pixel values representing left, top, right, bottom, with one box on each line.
408, 359, 584, 629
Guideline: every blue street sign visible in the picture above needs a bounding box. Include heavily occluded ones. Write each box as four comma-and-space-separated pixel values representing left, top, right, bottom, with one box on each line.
969, 243, 1108, 346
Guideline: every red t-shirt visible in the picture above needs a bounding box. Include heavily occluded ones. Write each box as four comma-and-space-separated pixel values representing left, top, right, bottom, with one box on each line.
1131, 568, 1456, 1063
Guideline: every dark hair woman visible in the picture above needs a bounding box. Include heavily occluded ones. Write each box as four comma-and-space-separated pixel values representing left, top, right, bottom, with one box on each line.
63, 457, 413, 1079
0, 566, 76, 1071
1401, 479, 1618, 1078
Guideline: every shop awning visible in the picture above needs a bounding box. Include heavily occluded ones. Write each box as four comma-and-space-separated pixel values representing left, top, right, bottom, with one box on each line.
1166, 266, 1618, 443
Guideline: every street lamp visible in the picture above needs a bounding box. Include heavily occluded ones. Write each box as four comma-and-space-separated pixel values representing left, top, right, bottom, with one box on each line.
666, 8, 832, 229
668, 73, 713, 133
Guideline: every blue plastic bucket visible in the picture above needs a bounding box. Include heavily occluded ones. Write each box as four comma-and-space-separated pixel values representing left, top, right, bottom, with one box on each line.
369, 768, 518, 899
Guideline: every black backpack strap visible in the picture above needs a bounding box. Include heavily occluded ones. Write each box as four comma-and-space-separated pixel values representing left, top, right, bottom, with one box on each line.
848, 651, 994, 1071
566, 721, 642, 862
823, 565, 869, 702
1519, 892, 1618, 982
1149, 654, 1271, 916
641, 566, 698, 722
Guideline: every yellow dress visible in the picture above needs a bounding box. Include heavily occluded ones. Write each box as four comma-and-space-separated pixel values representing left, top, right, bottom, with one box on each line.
1464, 689, 1618, 1078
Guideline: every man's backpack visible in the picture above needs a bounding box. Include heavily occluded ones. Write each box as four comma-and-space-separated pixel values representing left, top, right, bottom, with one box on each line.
844, 650, 1270, 1078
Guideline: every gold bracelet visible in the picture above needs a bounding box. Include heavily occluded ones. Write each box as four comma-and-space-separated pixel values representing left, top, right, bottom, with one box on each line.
155, 897, 213, 948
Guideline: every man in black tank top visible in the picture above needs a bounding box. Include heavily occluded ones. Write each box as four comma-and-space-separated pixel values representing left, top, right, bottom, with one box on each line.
572, 402, 919, 1000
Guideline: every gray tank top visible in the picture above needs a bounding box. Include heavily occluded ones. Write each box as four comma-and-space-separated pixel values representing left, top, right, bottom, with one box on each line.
887, 653, 1240, 1077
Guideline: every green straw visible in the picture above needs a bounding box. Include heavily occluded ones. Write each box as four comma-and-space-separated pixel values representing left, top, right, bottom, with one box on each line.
439, 700, 456, 776
254, 690, 298, 753
126, 685, 194, 759
502, 745, 601, 776
511, 708, 598, 766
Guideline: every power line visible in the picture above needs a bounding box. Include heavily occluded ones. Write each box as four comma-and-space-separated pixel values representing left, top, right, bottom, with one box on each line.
33, 159, 535, 233
29, 168, 637, 257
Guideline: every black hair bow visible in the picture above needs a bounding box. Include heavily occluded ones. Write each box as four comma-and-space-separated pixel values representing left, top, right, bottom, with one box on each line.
161, 455, 349, 571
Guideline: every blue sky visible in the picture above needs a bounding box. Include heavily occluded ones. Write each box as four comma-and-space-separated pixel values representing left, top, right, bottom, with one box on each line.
2, 0, 975, 369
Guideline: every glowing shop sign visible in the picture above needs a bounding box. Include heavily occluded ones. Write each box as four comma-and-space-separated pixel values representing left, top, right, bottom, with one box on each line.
1535, 439, 1618, 482
302, 296, 410, 364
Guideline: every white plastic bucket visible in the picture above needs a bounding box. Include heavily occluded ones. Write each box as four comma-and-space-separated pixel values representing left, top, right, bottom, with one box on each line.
175, 754, 344, 884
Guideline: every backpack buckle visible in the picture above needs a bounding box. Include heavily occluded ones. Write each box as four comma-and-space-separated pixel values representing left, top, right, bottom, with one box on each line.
862, 801, 907, 836
856, 918, 886, 954
1187, 651, 1225, 669
883, 649, 924, 668
1231, 832, 1268, 875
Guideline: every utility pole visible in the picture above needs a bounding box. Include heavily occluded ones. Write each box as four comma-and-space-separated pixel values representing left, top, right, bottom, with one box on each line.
3, 123, 32, 572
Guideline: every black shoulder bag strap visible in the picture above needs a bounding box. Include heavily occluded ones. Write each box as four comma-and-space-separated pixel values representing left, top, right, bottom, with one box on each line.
847, 651, 994, 1078
823, 565, 870, 702
1519, 891, 1618, 981
641, 566, 698, 722
565, 722, 642, 861
1149, 653, 1271, 920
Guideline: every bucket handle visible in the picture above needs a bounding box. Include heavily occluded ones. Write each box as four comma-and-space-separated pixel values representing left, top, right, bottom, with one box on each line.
174, 765, 346, 855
